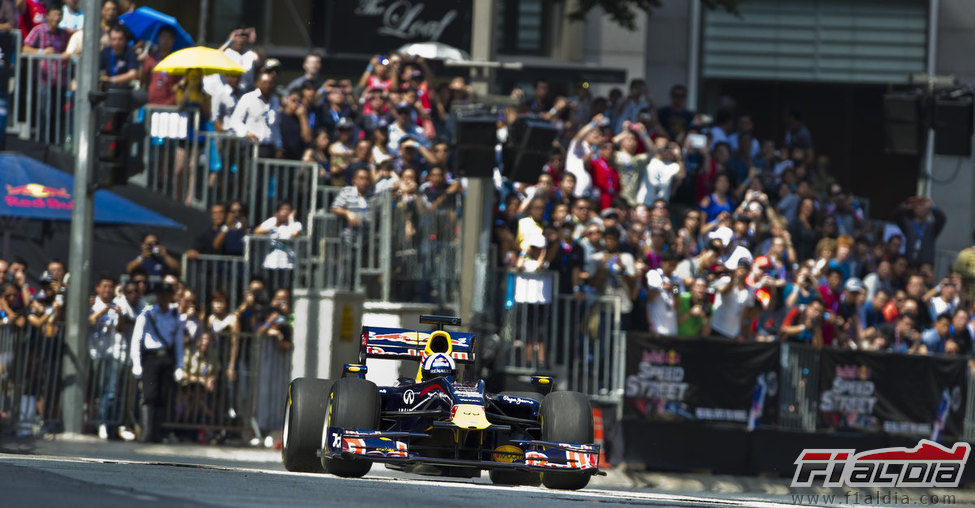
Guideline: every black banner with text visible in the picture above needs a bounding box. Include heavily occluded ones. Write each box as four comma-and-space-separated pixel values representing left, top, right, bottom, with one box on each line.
818, 349, 967, 440
624, 335, 780, 428
329, 1, 473, 56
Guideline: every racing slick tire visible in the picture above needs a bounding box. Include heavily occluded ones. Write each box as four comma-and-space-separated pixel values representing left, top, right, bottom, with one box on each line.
321, 378, 381, 478
282, 378, 333, 473
489, 391, 543, 486
539, 391, 594, 490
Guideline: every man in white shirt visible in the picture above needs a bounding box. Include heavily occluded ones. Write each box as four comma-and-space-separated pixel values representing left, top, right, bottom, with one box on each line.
205, 27, 259, 94
230, 71, 281, 158
566, 114, 607, 198
210, 73, 244, 132
710, 260, 755, 339
59, 0, 83, 31
646, 250, 681, 336
637, 141, 685, 205
709, 226, 753, 270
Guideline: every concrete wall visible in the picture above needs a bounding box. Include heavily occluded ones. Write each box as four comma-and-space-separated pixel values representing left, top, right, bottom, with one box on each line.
937, 0, 975, 83
932, 0, 975, 265
642, 0, 692, 105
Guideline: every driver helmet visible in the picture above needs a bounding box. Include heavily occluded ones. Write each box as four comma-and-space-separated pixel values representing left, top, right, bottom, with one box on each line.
421, 352, 456, 381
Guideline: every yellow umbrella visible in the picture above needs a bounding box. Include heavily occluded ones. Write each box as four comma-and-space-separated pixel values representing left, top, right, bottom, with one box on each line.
152, 46, 245, 75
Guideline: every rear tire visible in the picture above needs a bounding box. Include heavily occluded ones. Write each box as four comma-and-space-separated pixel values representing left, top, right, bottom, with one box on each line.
539, 391, 594, 490
489, 391, 543, 487
282, 378, 332, 473
321, 378, 380, 478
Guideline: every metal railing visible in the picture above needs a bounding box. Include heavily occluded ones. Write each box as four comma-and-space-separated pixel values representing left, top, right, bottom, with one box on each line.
139, 105, 204, 205
0, 320, 294, 441
298, 188, 463, 311
0, 324, 65, 437
3, 30, 22, 136
296, 212, 363, 292
243, 235, 308, 295
181, 254, 247, 310
497, 269, 625, 406
249, 158, 319, 229
777, 343, 821, 433
15, 53, 77, 148
164, 330, 292, 439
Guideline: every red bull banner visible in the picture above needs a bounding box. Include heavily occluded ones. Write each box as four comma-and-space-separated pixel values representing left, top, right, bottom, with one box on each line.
818, 349, 967, 441
624, 334, 780, 428
5, 183, 73, 210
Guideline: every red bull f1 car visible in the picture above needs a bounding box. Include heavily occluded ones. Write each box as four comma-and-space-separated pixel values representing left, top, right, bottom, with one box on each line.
281, 315, 600, 490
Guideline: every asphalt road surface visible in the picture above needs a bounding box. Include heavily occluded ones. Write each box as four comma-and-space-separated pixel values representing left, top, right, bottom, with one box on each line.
0, 453, 810, 508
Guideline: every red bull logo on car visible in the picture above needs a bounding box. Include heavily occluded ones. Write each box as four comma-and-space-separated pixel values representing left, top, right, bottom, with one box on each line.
5, 183, 73, 209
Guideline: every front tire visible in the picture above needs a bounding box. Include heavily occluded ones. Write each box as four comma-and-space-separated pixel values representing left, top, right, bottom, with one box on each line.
282, 378, 333, 473
321, 378, 380, 478
540, 391, 594, 490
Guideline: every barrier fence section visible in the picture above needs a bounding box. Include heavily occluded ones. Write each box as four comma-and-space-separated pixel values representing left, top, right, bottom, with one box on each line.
0, 320, 293, 441
243, 235, 307, 296
139, 119, 320, 228
297, 211, 363, 292
778, 343, 820, 433
181, 254, 247, 311
139, 105, 204, 206
163, 331, 292, 440
0, 324, 64, 437
16, 53, 77, 148
497, 269, 625, 407
3, 30, 22, 136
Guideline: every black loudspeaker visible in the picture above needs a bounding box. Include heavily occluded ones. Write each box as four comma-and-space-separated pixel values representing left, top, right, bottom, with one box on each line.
883, 92, 923, 155
934, 96, 973, 156
455, 146, 496, 178
501, 115, 558, 182
508, 116, 558, 149
454, 117, 497, 178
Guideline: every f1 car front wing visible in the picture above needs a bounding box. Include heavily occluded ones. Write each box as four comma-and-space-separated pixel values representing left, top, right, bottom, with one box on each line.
322, 427, 601, 474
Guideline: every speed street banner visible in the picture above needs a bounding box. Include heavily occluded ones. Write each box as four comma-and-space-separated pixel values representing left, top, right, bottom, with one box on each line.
818, 349, 967, 440
624, 334, 780, 427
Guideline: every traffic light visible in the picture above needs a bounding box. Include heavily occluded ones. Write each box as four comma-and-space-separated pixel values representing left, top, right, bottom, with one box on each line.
91, 87, 147, 188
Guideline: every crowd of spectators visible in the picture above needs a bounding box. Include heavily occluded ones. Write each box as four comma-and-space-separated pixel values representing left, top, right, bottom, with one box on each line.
492, 78, 967, 357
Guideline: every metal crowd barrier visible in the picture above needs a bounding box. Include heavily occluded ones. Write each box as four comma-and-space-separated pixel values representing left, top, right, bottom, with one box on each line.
16, 53, 77, 147
388, 195, 462, 308
299, 189, 463, 310
296, 211, 363, 292
163, 331, 291, 440
181, 254, 247, 311
3, 30, 22, 136
778, 343, 821, 433
243, 235, 308, 294
249, 158, 319, 229
497, 269, 625, 406
0, 324, 65, 437
139, 105, 203, 205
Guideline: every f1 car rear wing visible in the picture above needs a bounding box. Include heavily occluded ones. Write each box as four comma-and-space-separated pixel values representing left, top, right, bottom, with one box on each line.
359, 326, 475, 364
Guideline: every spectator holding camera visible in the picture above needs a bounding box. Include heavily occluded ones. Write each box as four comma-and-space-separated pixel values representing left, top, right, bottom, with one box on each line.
677, 277, 712, 338
781, 298, 826, 348
637, 139, 685, 206
645, 250, 681, 337
126, 234, 180, 276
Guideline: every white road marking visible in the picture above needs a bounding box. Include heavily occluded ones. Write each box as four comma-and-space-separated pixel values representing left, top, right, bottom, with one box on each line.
0, 454, 815, 507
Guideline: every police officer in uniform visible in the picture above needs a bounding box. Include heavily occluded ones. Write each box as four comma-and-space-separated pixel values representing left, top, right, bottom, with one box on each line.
130, 282, 185, 442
